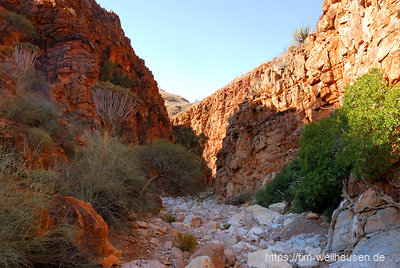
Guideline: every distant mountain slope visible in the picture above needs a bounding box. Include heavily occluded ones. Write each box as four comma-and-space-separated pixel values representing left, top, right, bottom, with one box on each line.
159, 89, 192, 118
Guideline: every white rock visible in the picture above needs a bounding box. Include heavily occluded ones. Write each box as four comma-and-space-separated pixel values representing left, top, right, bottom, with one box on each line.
232, 241, 258, 252
249, 227, 264, 235
246, 205, 281, 226
186, 256, 215, 268
268, 202, 287, 214
227, 210, 254, 227
247, 249, 291, 268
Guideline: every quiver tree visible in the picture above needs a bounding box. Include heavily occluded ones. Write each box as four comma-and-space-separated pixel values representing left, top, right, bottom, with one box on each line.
91, 81, 140, 143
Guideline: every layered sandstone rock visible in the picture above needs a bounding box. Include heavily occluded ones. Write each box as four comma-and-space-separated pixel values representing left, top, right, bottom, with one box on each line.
327, 169, 400, 259
49, 195, 121, 267
173, 67, 265, 174
176, 0, 400, 199
0, 0, 173, 144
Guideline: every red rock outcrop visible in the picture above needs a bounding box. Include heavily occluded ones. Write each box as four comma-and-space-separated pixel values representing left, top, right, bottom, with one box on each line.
176, 0, 400, 199
173, 68, 264, 174
49, 195, 121, 267
0, 0, 173, 144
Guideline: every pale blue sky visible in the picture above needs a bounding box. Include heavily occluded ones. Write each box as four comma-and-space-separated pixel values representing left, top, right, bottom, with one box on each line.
96, 0, 323, 102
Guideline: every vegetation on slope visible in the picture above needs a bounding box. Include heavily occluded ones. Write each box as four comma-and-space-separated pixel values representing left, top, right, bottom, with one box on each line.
257, 69, 400, 216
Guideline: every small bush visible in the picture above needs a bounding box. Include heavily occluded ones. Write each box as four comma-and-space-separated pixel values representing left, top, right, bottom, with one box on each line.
256, 159, 301, 208
5, 93, 63, 136
1, 11, 38, 40
173, 125, 207, 157
292, 25, 311, 44
60, 137, 148, 227
0, 148, 91, 267
231, 192, 253, 206
162, 213, 176, 223
222, 223, 231, 230
135, 140, 205, 196
173, 232, 197, 252
26, 127, 53, 151
100, 60, 135, 88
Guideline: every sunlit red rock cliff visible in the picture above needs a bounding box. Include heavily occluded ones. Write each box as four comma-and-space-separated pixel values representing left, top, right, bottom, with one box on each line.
0, 0, 173, 144
174, 0, 400, 199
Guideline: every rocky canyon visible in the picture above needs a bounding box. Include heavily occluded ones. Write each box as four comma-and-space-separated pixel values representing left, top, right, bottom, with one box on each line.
175, 0, 400, 200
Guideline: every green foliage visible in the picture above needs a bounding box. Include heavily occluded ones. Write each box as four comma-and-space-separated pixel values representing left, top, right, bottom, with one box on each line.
60, 137, 148, 227
257, 69, 400, 216
340, 68, 400, 178
256, 159, 301, 208
173, 232, 197, 252
162, 213, 176, 223
1, 11, 38, 40
26, 127, 53, 151
292, 25, 311, 44
295, 115, 352, 215
100, 60, 135, 88
135, 140, 205, 195
0, 148, 91, 267
173, 125, 208, 156
222, 223, 231, 230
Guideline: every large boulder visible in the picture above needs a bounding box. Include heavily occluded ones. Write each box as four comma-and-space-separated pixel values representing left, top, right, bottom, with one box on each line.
268, 203, 287, 214
247, 249, 291, 268
329, 228, 400, 267
49, 195, 121, 267
246, 205, 281, 226
186, 256, 215, 268
193, 241, 225, 268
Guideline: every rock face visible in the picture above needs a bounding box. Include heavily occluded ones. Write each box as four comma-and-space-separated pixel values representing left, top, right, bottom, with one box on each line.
49, 195, 121, 267
173, 68, 262, 174
327, 171, 400, 255
159, 89, 192, 118
212, 0, 400, 199
0, 0, 173, 144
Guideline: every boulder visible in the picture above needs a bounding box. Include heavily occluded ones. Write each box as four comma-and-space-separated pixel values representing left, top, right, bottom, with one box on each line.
171, 247, 185, 268
364, 207, 400, 234
331, 210, 355, 252
186, 256, 215, 268
227, 210, 255, 227
202, 221, 221, 231
184, 215, 204, 228
246, 205, 281, 225
306, 212, 319, 221
194, 241, 225, 268
268, 202, 287, 214
49, 195, 120, 267
224, 249, 236, 266
329, 228, 400, 267
247, 249, 291, 268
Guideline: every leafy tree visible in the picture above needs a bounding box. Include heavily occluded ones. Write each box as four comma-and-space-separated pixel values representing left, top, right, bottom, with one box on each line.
100, 60, 135, 88
0, 11, 38, 42
256, 159, 301, 207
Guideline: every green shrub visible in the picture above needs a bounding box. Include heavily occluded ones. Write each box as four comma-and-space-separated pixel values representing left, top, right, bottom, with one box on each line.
173, 125, 207, 156
1, 11, 38, 40
295, 115, 351, 215
26, 127, 53, 151
231, 192, 253, 206
60, 137, 148, 227
0, 148, 91, 267
162, 213, 176, 223
256, 159, 301, 208
292, 25, 311, 44
222, 223, 231, 230
340, 68, 400, 178
135, 140, 205, 196
100, 60, 135, 88
173, 232, 197, 252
